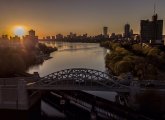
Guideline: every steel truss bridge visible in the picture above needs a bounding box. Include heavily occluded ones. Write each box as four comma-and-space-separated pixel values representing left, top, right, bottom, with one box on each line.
27, 68, 130, 92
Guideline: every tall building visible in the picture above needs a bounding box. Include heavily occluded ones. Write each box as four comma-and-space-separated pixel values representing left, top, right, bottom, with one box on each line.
124, 24, 131, 38
140, 14, 163, 45
103, 27, 108, 36
23, 29, 38, 49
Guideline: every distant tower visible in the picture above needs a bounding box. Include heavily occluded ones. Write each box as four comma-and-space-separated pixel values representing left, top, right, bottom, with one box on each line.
124, 24, 130, 38
103, 27, 108, 36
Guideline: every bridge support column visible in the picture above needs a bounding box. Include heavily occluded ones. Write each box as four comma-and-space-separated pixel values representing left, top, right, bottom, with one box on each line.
17, 79, 29, 110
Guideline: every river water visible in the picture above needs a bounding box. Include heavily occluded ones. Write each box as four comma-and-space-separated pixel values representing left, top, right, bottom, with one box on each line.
28, 42, 107, 76
27, 42, 117, 119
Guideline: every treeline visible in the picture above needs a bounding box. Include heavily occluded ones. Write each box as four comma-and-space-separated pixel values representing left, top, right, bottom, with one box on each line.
100, 41, 165, 80
0, 43, 57, 77
38, 43, 57, 54
0, 47, 36, 77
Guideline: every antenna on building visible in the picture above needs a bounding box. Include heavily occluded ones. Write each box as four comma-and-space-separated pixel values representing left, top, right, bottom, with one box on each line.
154, 0, 157, 14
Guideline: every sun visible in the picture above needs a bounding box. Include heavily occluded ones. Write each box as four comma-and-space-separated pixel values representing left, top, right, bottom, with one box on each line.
14, 26, 26, 37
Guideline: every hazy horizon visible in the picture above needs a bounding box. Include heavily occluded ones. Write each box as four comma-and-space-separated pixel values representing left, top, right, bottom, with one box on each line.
0, 0, 165, 37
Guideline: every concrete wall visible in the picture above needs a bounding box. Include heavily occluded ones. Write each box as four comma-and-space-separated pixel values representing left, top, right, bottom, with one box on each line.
0, 78, 29, 110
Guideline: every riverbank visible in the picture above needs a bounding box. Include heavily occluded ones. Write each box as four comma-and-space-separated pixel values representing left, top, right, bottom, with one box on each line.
36, 43, 58, 63
100, 41, 165, 80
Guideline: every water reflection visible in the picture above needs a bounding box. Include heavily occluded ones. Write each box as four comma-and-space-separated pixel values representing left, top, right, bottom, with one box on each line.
41, 41, 100, 52
28, 42, 107, 77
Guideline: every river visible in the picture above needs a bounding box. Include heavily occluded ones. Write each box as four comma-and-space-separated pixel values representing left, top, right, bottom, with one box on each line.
27, 42, 117, 119
28, 42, 107, 76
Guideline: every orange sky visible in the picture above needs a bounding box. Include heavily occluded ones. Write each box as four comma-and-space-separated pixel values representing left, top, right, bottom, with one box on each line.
0, 0, 165, 38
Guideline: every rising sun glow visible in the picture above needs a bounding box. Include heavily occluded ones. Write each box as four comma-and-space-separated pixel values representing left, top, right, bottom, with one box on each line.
14, 26, 26, 36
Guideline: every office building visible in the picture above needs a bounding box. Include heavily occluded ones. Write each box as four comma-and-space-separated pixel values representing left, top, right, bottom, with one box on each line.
103, 27, 108, 36
124, 24, 131, 38
23, 29, 38, 49
140, 14, 163, 45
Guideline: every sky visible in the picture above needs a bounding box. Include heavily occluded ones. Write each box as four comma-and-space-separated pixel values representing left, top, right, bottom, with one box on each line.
0, 0, 165, 38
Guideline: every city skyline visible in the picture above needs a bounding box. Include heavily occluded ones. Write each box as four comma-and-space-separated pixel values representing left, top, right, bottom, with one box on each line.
0, 0, 165, 38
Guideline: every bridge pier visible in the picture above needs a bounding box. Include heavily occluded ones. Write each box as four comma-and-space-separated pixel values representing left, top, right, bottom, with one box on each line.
17, 79, 29, 110
0, 77, 42, 120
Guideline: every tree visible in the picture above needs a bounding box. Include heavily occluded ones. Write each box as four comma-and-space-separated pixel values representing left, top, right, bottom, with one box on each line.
115, 60, 133, 75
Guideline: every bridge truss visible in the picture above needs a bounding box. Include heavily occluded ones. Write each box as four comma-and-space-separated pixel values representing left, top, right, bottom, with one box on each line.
27, 68, 129, 92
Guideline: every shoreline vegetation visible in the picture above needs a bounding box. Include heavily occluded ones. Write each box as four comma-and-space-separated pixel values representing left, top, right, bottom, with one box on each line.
101, 41, 165, 119
0, 43, 57, 78
100, 41, 165, 80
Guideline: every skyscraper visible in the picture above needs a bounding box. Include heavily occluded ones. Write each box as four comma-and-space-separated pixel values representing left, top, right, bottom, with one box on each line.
103, 27, 108, 36
124, 24, 131, 38
140, 14, 163, 45
23, 29, 38, 49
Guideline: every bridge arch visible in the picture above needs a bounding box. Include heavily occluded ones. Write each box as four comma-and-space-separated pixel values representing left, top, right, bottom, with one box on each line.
27, 68, 129, 92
